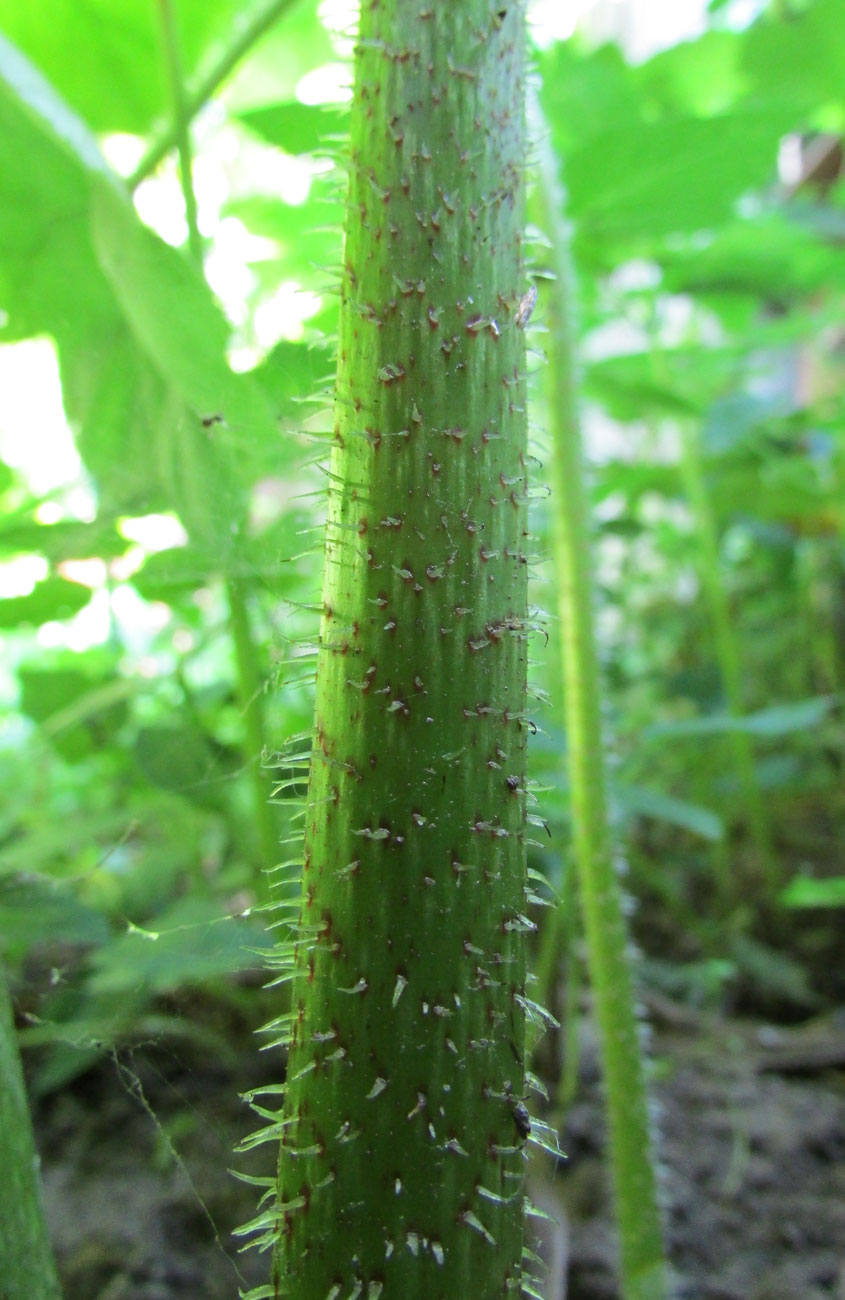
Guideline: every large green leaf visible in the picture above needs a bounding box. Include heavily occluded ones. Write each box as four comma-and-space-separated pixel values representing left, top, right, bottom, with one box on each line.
647, 696, 834, 740
616, 783, 724, 842
660, 213, 845, 305
237, 100, 348, 154
87, 897, 271, 995
133, 724, 237, 808
63, 327, 172, 517
0, 876, 110, 962
130, 544, 216, 603
780, 875, 845, 909
0, 0, 243, 134
742, 0, 845, 116
538, 39, 642, 156
222, 0, 336, 112
0, 38, 286, 552
0, 33, 116, 343
90, 182, 276, 441
0, 514, 127, 563
565, 107, 796, 243
0, 577, 90, 628
18, 659, 129, 762
635, 29, 744, 117
0, 34, 169, 512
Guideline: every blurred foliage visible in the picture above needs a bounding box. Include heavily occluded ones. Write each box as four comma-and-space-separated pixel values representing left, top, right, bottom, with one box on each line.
0, 0, 843, 1091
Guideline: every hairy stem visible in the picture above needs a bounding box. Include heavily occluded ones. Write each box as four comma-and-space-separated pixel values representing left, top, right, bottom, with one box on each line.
536, 120, 668, 1300
0, 965, 62, 1300
263, 4, 537, 1298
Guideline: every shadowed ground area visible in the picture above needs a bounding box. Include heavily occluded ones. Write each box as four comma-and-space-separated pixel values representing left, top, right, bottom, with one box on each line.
34, 1006, 845, 1300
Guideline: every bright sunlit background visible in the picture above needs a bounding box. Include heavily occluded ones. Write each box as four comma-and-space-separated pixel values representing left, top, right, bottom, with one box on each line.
0, 0, 789, 642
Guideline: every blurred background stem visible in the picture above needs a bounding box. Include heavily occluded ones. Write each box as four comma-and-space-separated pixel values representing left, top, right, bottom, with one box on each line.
535, 109, 668, 1300
157, 0, 278, 886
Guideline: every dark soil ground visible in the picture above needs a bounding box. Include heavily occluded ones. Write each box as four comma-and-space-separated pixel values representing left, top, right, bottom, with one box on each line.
34, 1005, 845, 1300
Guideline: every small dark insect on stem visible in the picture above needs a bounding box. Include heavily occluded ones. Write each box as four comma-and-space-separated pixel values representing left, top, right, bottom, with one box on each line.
515, 283, 537, 329
503, 1078, 531, 1141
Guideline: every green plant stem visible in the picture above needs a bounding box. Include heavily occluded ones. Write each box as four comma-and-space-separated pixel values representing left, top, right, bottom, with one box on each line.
131, 0, 302, 190
536, 120, 668, 1300
0, 965, 62, 1300
678, 420, 777, 892
533, 857, 580, 1113
228, 575, 279, 877
262, 4, 536, 1296
156, 0, 277, 883
156, 0, 203, 265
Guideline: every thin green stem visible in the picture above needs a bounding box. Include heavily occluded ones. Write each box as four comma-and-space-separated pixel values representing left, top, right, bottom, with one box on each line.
535, 116, 668, 1300
0, 965, 62, 1300
678, 421, 777, 892
156, 0, 277, 884
558, 925, 581, 1111
228, 575, 279, 879
156, 0, 203, 265
132, 0, 302, 190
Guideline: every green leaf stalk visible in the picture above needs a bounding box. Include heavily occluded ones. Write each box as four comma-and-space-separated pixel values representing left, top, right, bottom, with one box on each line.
257, 4, 541, 1297
0, 964, 62, 1300
132, 0, 304, 188
535, 118, 668, 1300
678, 420, 776, 894
156, 0, 279, 883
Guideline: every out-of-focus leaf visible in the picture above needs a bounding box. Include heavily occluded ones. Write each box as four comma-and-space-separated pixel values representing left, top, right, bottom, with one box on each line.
0, 33, 116, 342
616, 784, 724, 841
37, 678, 138, 741
0, 577, 90, 628
0, 809, 138, 878
537, 39, 642, 156
780, 875, 845, 909
566, 108, 796, 244
701, 392, 785, 455
0, 30, 114, 179
223, 3, 336, 112
0, 0, 243, 134
661, 214, 845, 304
787, 199, 845, 242
130, 544, 215, 601
90, 181, 287, 550
223, 192, 342, 290
742, 0, 845, 114
252, 337, 334, 414
635, 29, 743, 117
586, 353, 702, 420
593, 459, 683, 504
237, 101, 348, 153
0, 876, 110, 961
18, 661, 129, 762
66, 328, 172, 517
133, 724, 235, 806
90, 181, 276, 447
713, 457, 826, 525
0, 41, 279, 548
0, 37, 171, 515
0, 515, 127, 562
730, 932, 819, 1008
648, 696, 834, 740
87, 898, 272, 995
